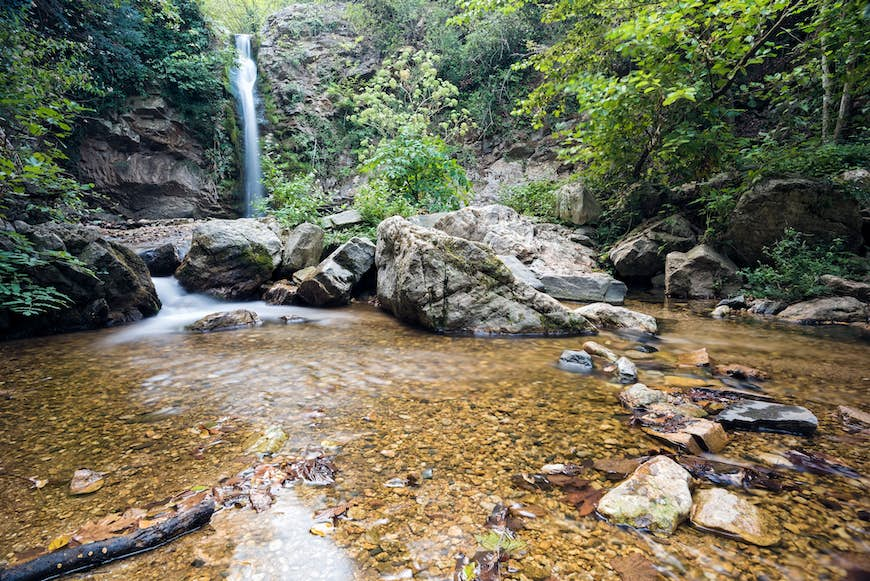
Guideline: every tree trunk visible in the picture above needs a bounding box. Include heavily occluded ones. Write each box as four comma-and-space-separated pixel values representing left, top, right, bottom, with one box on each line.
820, 37, 832, 143
833, 40, 856, 142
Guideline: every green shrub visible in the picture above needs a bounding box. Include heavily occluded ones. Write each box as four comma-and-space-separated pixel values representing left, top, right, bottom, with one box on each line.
260, 148, 325, 227
497, 179, 558, 220
739, 228, 868, 302
359, 130, 470, 215
353, 180, 418, 224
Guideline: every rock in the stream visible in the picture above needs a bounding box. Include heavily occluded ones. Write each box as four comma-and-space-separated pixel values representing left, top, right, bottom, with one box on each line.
819, 275, 870, 302
376, 217, 595, 335
749, 299, 788, 316
498, 255, 544, 291
777, 296, 869, 325
619, 383, 671, 408
582, 341, 619, 363
711, 305, 731, 318
614, 356, 638, 384
297, 237, 375, 307
555, 180, 601, 225
539, 272, 627, 304
187, 309, 262, 333
275, 222, 324, 278
138, 243, 181, 277
665, 244, 740, 299
558, 350, 593, 373
70, 469, 105, 495
690, 488, 780, 546
292, 265, 317, 284
246, 426, 288, 456
574, 303, 657, 334
718, 295, 747, 310
262, 280, 298, 305
609, 215, 697, 279
642, 418, 729, 454
175, 219, 282, 299
596, 456, 693, 535
717, 400, 818, 436
1, 222, 160, 339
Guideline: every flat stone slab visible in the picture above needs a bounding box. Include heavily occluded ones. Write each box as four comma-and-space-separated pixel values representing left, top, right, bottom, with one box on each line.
323, 209, 364, 228
540, 273, 627, 304
498, 255, 545, 291
717, 400, 818, 436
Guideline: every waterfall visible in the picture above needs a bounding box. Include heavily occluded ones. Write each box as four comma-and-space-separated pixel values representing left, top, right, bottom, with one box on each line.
231, 34, 264, 217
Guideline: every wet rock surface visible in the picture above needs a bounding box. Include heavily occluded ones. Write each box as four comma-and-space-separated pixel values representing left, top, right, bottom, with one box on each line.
557, 349, 593, 373
138, 243, 182, 277
175, 219, 282, 300
690, 488, 780, 546
778, 296, 869, 325
186, 310, 262, 333
717, 400, 819, 435
297, 237, 375, 307
376, 217, 594, 335
596, 456, 693, 534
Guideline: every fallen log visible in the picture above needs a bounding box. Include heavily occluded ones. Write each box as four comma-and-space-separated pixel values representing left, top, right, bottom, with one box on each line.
0, 500, 215, 581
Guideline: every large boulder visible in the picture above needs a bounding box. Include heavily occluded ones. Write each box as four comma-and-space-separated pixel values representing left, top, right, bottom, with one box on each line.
275, 222, 324, 278
1, 222, 160, 339
138, 243, 181, 277
432, 205, 625, 303
376, 217, 595, 335
77, 96, 230, 219
777, 296, 869, 325
665, 244, 740, 299
555, 180, 601, 225
596, 456, 693, 535
296, 237, 375, 307
725, 178, 863, 264
175, 219, 282, 299
819, 275, 870, 302
609, 215, 698, 279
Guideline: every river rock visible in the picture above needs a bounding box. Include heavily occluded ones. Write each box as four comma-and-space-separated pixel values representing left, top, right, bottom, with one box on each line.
138, 243, 181, 277
574, 303, 657, 334
540, 273, 628, 303
498, 255, 544, 291
777, 296, 869, 324
619, 383, 671, 408
187, 309, 262, 332
246, 425, 288, 456
292, 265, 317, 284
375, 217, 595, 335
718, 295, 747, 309
0, 222, 161, 339
262, 280, 298, 305
642, 417, 729, 454
582, 341, 619, 362
297, 237, 375, 306
555, 180, 601, 225
749, 298, 787, 316
558, 350, 593, 373
276, 222, 324, 278
175, 219, 282, 299
596, 456, 693, 535
725, 178, 863, 264
690, 488, 780, 546
609, 215, 697, 279
717, 400, 818, 435
665, 244, 740, 299
69, 469, 105, 495
819, 275, 870, 302
711, 305, 731, 318
615, 356, 638, 384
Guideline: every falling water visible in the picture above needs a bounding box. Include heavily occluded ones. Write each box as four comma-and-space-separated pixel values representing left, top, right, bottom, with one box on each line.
231, 34, 263, 217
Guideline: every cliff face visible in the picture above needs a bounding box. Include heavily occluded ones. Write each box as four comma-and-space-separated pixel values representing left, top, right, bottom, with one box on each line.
78, 96, 234, 220
258, 3, 379, 187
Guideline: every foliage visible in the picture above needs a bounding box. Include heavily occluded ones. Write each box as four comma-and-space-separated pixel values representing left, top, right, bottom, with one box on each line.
351, 47, 473, 143
455, 0, 870, 184
359, 130, 471, 216
353, 181, 418, 224
259, 146, 325, 227
743, 140, 870, 182
498, 179, 559, 220
200, 0, 294, 33
739, 228, 868, 302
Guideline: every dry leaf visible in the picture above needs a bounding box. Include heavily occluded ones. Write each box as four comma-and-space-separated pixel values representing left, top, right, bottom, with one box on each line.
611, 553, 660, 580
314, 501, 352, 523
47, 534, 71, 552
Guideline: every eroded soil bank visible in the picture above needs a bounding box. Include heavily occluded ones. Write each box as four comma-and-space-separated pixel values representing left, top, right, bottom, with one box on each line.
0, 299, 867, 579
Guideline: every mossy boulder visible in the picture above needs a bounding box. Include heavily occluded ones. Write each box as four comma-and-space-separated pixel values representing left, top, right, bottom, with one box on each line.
175, 219, 282, 299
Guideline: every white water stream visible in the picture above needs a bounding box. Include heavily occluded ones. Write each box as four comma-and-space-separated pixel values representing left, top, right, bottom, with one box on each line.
231, 34, 264, 217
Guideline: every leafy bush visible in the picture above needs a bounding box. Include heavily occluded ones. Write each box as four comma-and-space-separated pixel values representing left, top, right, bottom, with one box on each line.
353, 180, 418, 224
739, 228, 868, 302
359, 130, 470, 215
497, 179, 558, 220
260, 148, 325, 227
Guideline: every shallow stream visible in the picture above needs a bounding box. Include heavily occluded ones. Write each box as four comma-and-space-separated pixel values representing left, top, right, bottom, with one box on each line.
0, 280, 867, 579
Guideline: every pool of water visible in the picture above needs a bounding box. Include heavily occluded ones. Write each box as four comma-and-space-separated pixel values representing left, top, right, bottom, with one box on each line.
0, 282, 867, 579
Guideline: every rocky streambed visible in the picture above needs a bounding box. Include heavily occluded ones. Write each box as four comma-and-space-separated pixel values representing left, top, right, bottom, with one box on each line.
0, 293, 868, 579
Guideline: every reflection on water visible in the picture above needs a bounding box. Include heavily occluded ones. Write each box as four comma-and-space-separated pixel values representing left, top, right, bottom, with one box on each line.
0, 287, 867, 579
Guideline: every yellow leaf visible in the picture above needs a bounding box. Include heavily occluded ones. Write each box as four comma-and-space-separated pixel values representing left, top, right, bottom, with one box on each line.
48, 534, 70, 552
